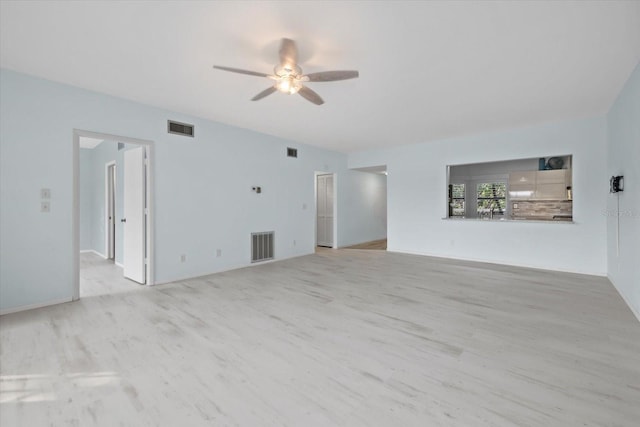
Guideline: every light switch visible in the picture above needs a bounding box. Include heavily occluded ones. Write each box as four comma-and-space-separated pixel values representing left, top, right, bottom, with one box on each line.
41, 201, 51, 213
41, 188, 51, 199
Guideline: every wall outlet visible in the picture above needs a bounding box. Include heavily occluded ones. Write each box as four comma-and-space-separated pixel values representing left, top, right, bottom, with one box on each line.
302, 203, 307, 210
216, 249, 222, 257
180, 254, 186, 262
293, 240, 296, 246
41, 201, 50, 213
41, 188, 51, 199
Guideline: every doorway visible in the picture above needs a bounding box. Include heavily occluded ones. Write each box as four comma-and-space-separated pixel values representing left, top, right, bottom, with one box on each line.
73, 130, 154, 300
342, 165, 388, 251
316, 173, 335, 248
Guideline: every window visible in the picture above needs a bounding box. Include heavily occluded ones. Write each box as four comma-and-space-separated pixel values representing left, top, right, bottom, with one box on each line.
448, 183, 465, 217
477, 182, 506, 217
447, 156, 573, 221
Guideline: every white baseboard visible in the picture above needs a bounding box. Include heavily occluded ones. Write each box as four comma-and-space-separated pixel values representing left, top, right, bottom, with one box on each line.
0, 297, 73, 316
153, 252, 312, 286
115, 261, 124, 268
608, 276, 640, 323
387, 249, 638, 321
338, 237, 387, 249
80, 249, 107, 258
386, 248, 607, 277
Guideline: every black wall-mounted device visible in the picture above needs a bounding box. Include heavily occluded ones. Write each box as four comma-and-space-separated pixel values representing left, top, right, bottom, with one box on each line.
610, 176, 624, 193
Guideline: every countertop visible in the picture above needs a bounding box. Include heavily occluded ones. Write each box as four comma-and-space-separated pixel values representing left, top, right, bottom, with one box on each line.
443, 217, 574, 224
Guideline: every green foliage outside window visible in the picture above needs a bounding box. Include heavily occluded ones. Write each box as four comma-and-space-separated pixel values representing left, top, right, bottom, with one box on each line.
450, 183, 465, 216
477, 182, 506, 216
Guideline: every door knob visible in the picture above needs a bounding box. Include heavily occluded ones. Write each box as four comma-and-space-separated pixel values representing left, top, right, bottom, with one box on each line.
121, 218, 126, 223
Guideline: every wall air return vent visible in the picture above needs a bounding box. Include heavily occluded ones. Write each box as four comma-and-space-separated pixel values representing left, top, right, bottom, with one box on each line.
251, 231, 274, 263
287, 147, 298, 158
168, 120, 194, 137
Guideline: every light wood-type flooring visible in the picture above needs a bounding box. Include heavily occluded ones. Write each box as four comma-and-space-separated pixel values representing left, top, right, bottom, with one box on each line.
1, 250, 639, 426
79, 252, 145, 298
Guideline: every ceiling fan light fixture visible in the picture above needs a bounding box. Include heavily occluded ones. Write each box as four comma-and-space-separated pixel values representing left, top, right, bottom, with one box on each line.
213, 38, 359, 104
276, 75, 302, 94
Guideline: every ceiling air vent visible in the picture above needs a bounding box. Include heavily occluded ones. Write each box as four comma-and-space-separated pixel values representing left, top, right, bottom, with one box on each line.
168, 120, 194, 137
287, 147, 298, 158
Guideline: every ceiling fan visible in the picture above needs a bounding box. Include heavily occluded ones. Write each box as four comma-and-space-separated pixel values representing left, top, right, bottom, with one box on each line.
213, 38, 359, 105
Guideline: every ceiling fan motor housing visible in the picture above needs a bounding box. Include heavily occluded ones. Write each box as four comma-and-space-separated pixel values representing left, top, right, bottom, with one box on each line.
274, 64, 302, 77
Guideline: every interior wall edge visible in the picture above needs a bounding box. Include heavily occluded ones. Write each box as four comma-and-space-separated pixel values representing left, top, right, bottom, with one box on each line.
609, 275, 640, 323
0, 297, 74, 316
386, 249, 607, 278
79, 249, 107, 258
152, 252, 315, 286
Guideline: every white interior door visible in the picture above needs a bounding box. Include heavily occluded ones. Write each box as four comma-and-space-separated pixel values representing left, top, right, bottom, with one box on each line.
106, 163, 116, 260
123, 146, 146, 283
317, 175, 326, 246
316, 174, 334, 247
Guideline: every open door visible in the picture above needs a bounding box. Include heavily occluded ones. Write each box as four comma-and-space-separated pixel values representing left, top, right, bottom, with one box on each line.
106, 163, 116, 260
316, 174, 334, 247
123, 146, 146, 284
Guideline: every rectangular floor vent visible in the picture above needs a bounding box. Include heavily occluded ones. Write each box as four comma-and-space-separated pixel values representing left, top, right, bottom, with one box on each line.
168, 120, 194, 137
251, 231, 274, 263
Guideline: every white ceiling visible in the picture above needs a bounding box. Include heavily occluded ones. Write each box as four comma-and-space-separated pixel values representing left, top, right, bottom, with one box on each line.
1, 1, 639, 153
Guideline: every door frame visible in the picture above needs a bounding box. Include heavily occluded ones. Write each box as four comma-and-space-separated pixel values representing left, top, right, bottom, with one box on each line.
105, 161, 116, 260
314, 172, 337, 249
72, 129, 155, 301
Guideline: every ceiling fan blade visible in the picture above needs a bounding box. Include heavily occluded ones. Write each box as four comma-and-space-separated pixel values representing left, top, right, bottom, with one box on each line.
279, 38, 298, 68
213, 65, 271, 78
304, 70, 359, 82
298, 86, 324, 105
251, 86, 277, 101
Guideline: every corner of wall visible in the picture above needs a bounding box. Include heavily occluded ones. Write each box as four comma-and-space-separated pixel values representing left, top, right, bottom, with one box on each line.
605, 60, 640, 322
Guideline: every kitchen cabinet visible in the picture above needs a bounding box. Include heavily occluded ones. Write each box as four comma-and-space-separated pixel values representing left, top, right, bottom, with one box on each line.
508, 171, 536, 199
509, 169, 571, 200
536, 169, 571, 200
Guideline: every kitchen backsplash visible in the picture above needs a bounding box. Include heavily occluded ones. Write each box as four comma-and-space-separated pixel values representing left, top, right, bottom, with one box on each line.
512, 200, 573, 219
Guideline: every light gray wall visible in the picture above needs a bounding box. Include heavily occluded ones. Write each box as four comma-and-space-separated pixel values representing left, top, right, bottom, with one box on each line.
606, 62, 640, 320
337, 170, 387, 247
1, 69, 367, 311
349, 117, 608, 275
